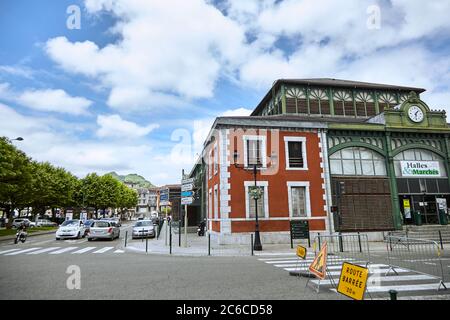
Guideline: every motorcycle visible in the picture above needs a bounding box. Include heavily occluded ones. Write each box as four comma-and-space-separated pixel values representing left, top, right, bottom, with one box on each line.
14, 229, 27, 244
197, 220, 206, 236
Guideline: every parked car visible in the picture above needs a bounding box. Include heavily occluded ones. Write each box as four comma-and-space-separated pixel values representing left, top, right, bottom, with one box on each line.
132, 220, 155, 239
55, 219, 86, 240
12, 218, 31, 228
110, 218, 121, 227
87, 220, 120, 241
36, 219, 57, 227
83, 219, 95, 236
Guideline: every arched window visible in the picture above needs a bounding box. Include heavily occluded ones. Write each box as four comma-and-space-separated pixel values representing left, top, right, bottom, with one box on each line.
393, 149, 447, 177
330, 147, 386, 176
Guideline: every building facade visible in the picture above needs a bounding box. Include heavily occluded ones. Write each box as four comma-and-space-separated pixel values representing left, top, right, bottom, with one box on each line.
191, 79, 450, 243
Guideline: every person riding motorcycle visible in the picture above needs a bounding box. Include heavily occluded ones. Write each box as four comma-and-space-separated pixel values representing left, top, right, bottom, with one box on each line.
197, 218, 206, 236
14, 222, 28, 244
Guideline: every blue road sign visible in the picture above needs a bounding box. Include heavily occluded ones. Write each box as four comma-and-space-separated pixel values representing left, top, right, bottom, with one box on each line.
181, 191, 194, 197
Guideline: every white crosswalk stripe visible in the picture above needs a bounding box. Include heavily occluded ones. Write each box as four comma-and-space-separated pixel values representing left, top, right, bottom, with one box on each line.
257, 252, 450, 299
0, 249, 21, 255
71, 247, 96, 254
93, 247, 114, 253
49, 247, 78, 254
27, 247, 61, 255
5, 248, 42, 255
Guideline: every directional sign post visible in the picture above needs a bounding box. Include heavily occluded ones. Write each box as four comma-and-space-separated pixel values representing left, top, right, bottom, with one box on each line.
181, 176, 195, 247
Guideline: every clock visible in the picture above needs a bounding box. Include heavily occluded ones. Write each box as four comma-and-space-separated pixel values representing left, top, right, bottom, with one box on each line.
407, 105, 424, 123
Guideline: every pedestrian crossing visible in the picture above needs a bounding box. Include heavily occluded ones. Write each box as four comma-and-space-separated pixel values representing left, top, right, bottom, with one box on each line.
257, 252, 450, 299
0, 246, 124, 256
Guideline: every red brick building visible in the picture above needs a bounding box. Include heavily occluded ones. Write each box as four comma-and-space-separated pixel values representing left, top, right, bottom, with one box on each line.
202, 117, 331, 244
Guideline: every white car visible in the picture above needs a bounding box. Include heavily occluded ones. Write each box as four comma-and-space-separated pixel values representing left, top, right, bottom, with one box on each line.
36, 219, 57, 227
56, 219, 86, 240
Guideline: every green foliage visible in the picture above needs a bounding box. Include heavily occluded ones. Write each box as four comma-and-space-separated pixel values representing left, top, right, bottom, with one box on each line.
0, 137, 139, 226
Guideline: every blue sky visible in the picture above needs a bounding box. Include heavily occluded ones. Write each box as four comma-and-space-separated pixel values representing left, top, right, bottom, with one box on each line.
1, 0, 449, 185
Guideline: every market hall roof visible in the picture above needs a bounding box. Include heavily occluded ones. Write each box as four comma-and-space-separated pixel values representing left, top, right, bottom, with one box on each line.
251, 78, 426, 116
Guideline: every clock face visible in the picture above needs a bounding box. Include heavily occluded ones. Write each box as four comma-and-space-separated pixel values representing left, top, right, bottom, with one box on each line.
408, 105, 424, 123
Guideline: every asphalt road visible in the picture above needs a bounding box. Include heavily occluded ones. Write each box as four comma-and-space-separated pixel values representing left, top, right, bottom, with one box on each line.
0, 224, 340, 300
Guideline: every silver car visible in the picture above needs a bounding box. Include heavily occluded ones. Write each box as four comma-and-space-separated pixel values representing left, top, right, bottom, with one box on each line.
87, 220, 120, 241
132, 220, 155, 239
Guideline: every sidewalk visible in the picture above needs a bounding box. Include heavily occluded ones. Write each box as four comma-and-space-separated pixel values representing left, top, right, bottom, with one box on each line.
121, 227, 392, 257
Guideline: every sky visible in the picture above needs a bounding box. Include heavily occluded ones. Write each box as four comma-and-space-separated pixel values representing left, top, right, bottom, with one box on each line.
1, 0, 449, 186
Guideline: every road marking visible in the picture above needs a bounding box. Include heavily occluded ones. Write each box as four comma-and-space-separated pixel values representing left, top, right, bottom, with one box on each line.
71, 247, 97, 254
93, 247, 114, 253
49, 247, 78, 254
27, 247, 61, 255
266, 257, 357, 265
283, 263, 388, 272
255, 252, 297, 256
258, 255, 316, 261
274, 260, 367, 268
5, 248, 42, 255
114, 249, 124, 253
0, 249, 21, 255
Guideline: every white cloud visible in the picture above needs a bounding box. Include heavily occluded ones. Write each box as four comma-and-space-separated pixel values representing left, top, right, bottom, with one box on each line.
0, 82, 92, 115
45, 0, 247, 111
96, 114, 159, 138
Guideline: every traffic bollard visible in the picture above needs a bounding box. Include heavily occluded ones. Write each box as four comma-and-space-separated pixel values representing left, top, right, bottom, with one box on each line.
146, 237, 148, 253
169, 222, 172, 255
208, 232, 211, 256
389, 290, 398, 300
251, 234, 254, 256
124, 231, 128, 247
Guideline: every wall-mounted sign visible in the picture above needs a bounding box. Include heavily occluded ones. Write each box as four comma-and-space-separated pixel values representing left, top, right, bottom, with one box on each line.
403, 199, 411, 219
400, 161, 440, 177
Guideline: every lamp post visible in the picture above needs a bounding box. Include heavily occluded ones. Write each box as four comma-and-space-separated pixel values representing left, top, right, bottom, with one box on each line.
233, 150, 275, 252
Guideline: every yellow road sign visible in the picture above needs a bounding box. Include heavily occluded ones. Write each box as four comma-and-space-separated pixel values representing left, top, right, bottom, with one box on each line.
309, 241, 327, 279
337, 262, 369, 300
296, 245, 307, 259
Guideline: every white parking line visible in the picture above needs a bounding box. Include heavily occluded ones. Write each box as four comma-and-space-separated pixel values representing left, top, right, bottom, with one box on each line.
5, 248, 42, 255
71, 247, 96, 254
93, 247, 114, 253
49, 247, 78, 254
0, 249, 21, 255
27, 247, 61, 255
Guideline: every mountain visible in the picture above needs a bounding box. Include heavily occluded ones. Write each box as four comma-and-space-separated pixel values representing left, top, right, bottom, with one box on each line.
107, 172, 156, 188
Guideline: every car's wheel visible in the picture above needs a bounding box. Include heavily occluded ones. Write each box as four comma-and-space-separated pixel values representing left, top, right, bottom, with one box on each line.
110, 235, 114, 241
56, 237, 60, 240
117, 232, 120, 239
88, 238, 93, 241
77, 232, 81, 239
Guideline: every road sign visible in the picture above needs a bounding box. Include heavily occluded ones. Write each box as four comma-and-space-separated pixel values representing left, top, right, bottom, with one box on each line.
309, 241, 327, 279
182, 178, 194, 184
337, 262, 369, 300
181, 183, 194, 192
181, 197, 193, 205
181, 191, 194, 197
296, 245, 307, 259
160, 200, 170, 206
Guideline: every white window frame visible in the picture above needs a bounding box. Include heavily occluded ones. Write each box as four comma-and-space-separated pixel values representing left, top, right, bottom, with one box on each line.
213, 144, 218, 175
213, 185, 219, 219
284, 136, 308, 170
243, 135, 267, 169
244, 181, 269, 219
287, 181, 311, 218
208, 189, 212, 219
208, 149, 213, 179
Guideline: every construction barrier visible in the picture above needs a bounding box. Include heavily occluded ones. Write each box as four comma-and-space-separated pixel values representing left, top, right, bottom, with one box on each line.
384, 235, 447, 291
306, 233, 371, 293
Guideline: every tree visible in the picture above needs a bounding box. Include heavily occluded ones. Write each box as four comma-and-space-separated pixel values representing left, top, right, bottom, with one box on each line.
0, 137, 33, 228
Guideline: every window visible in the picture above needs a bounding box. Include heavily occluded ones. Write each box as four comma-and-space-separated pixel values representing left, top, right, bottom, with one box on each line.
245, 181, 269, 219
213, 144, 218, 175
287, 182, 311, 218
330, 147, 386, 176
243, 136, 267, 168
214, 186, 218, 219
284, 137, 307, 170
208, 189, 212, 219
393, 148, 447, 177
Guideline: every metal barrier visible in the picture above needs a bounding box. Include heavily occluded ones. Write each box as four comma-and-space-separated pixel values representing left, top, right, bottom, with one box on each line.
307, 233, 371, 293
384, 235, 447, 291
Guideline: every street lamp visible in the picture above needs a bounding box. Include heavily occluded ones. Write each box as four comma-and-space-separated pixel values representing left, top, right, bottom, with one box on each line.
233, 149, 277, 251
